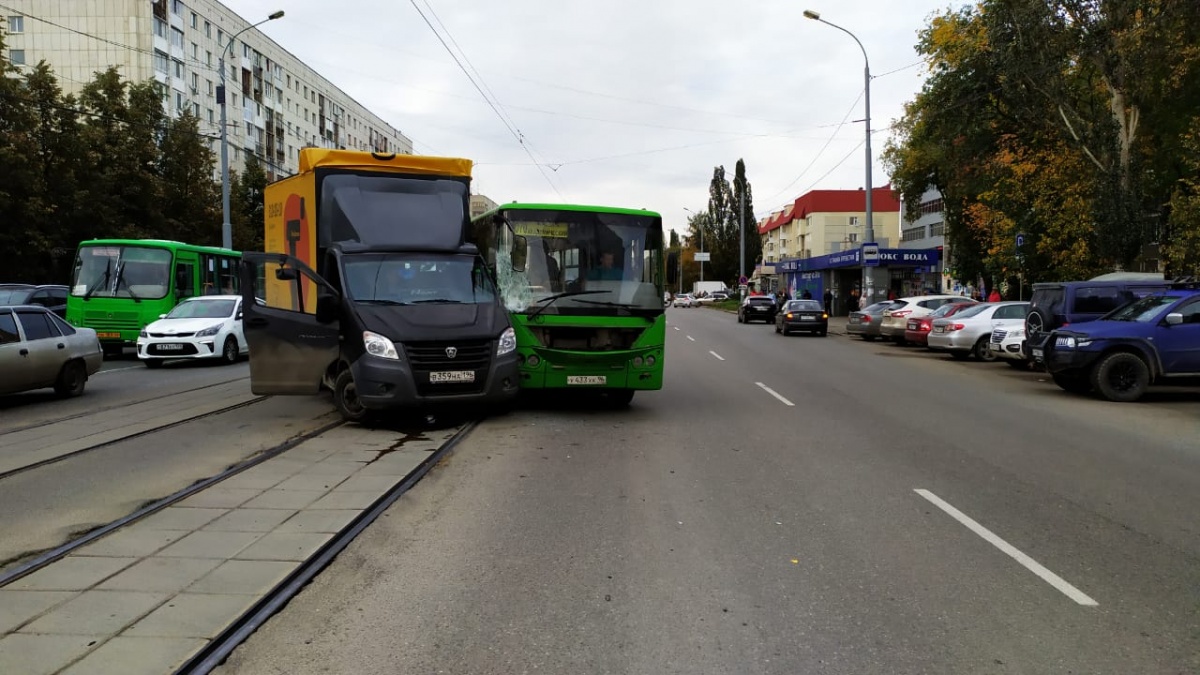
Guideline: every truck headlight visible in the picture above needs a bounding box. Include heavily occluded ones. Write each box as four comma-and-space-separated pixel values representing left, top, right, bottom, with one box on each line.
364, 331, 399, 359
195, 324, 222, 337
497, 327, 517, 356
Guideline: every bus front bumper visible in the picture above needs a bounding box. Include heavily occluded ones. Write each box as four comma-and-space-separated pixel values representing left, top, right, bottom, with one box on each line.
516, 349, 664, 390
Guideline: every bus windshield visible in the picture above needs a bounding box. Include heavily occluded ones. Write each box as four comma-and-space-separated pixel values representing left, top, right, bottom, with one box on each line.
71, 245, 173, 300
494, 209, 663, 315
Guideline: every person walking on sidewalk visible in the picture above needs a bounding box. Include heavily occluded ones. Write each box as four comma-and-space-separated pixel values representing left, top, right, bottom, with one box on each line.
988, 288, 1002, 302
823, 289, 834, 316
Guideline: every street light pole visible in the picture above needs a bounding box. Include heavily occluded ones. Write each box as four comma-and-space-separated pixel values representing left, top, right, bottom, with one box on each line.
220, 10, 285, 251
804, 9, 874, 299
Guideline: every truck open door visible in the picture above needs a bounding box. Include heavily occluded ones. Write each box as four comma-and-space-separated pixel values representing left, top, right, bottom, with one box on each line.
240, 252, 340, 395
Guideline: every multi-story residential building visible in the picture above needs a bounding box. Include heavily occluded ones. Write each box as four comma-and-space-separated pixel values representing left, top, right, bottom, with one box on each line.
899, 187, 950, 294
758, 187, 901, 266
470, 194, 499, 220
3, 0, 413, 180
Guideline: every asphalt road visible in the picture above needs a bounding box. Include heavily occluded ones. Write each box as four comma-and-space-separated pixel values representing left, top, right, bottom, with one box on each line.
0, 357, 338, 571
216, 307, 1200, 674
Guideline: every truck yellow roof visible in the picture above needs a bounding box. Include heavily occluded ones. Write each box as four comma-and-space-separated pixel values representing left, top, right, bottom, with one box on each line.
298, 148, 472, 178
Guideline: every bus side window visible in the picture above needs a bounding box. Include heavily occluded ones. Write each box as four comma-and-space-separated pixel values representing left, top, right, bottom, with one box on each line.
176, 262, 196, 299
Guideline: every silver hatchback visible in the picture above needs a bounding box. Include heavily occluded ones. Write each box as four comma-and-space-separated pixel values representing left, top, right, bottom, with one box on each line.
0, 305, 104, 397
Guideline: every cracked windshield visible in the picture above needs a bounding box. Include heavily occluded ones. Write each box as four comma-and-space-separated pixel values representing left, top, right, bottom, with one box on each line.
2, 0, 1198, 673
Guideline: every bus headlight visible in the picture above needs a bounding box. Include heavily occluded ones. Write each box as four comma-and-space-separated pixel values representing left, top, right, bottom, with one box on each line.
633, 356, 644, 367
497, 327, 517, 355
364, 331, 399, 359
646, 355, 656, 366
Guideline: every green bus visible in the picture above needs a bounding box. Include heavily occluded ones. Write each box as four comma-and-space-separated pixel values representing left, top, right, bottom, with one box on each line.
65, 239, 241, 356
471, 203, 666, 406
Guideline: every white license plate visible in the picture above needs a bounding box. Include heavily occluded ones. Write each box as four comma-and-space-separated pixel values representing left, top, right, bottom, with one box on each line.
1032, 348, 1044, 359
933, 326, 945, 333
157, 343, 185, 351
567, 375, 606, 385
430, 370, 475, 383
803, 315, 819, 320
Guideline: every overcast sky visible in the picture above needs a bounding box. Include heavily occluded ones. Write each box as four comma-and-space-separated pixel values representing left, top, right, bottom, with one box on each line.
226, 0, 967, 239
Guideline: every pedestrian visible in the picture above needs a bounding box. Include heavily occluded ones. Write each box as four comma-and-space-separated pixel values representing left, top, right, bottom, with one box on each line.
988, 288, 1002, 302
823, 289, 834, 315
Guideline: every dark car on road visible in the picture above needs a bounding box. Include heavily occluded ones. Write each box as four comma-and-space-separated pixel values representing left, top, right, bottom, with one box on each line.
738, 295, 777, 324
1041, 285, 1200, 402
775, 299, 828, 336
0, 284, 69, 318
1025, 278, 1171, 364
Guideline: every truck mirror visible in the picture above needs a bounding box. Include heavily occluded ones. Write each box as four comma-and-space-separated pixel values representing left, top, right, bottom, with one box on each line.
511, 236, 528, 272
275, 267, 299, 281
666, 253, 679, 285
1165, 312, 1183, 326
315, 292, 339, 324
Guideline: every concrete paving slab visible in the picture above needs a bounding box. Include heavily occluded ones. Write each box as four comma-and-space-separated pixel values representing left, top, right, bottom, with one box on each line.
97, 557, 223, 593
156, 531, 263, 559
77, 528, 192, 558
308, 490, 381, 510
8, 556, 139, 591
366, 452, 433, 476
276, 509, 360, 534
60, 636, 207, 675
201, 508, 298, 533
175, 488, 263, 509
0, 590, 77, 633
322, 449, 383, 463
123, 593, 257, 639
187, 560, 294, 595
130, 507, 228, 531
273, 473, 346, 492
298, 461, 368, 477
0, 633, 101, 675
337, 474, 403, 493
213, 470, 289, 491
233, 532, 330, 562
240, 489, 326, 510
19, 589, 168, 635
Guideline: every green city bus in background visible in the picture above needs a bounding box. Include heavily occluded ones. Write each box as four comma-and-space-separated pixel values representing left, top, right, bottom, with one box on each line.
65, 239, 241, 357
471, 203, 666, 406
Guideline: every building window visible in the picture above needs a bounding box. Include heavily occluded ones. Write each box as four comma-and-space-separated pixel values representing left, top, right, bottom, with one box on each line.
902, 227, 926, 242
173, 59, 183, 78
154, 18, 167, 38
191, 42, 198, 59
919, 198, 944, 215
153, 50, 169, 74
193, 102, 200, 116
208, 108, 214, 124
176, 91, 185, 110
8, 49, 25, 65
849, 216, 859, 226
930, 221, 946, 236
172, 0, 183, 15
204, 21, 211, 38
190, 11, 197, 28
6, 16, 23, 33
206, 50, 212, 66
206, 79, 213, 95
171, 27, 184, 49
217, 29, 224, 46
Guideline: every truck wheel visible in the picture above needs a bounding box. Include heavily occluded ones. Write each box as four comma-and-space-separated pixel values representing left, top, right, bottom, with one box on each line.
1052, 372, 1092, 395
54, 360, 87, 397
1090, 352, 1150, 403
333, 369, 372, 423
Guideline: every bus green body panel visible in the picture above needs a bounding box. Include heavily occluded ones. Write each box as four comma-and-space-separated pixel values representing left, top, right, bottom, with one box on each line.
65, 239, 241, 348
511, 313, 666, 390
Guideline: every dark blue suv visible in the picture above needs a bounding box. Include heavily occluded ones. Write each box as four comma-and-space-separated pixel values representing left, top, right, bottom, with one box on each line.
1041, 285, 1200, 401
1025, 277, 1171, 364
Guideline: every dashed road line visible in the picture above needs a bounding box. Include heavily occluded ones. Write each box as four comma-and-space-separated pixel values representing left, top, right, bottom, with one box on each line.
709, 351, 725, 361
673, 326, 681, 331
755, 382, 795, 407
687, 336, 696, 342
914, 489, 1099, 606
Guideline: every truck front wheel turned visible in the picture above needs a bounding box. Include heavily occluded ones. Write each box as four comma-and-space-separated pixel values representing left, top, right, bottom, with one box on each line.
334, 369, 372, 423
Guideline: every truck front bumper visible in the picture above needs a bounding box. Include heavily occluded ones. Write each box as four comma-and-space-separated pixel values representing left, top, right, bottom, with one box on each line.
350, 351, 520, 410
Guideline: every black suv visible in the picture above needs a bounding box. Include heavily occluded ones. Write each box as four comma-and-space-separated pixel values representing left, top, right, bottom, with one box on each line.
0, 284, 69, 318
738, 295, 777, 324
1025, 278, 1170, 363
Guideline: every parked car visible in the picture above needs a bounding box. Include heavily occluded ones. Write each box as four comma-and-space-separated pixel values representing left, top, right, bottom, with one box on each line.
928, 302, 1031, 360
0, 284, 69, 318
880, 295, 975, 343
136, 295, 247, 368
904, 301, 979, 346
1041, 286, 1200, 402
847, 301, 894, 341
738, 295, 777, 324
775, 299, 828, 336
1025, 279, 1171, 364
672, 293, 696, 308
0, 304, 103, 397
989, 326, 1032, 368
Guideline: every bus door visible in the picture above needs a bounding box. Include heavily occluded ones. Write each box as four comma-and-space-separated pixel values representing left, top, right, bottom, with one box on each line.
239, 253, 340, 395
174, 255, 197, 303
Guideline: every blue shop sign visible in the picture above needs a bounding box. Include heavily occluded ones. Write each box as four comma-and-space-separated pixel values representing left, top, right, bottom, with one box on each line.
776, 248, 940, 272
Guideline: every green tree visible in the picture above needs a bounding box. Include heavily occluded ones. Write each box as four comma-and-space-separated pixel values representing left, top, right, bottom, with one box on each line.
0, 32, 50, 282
1164, 117, 1200, 277
730, 158, 760, 280
160, 111, 220, 246
232, 154, 268, 252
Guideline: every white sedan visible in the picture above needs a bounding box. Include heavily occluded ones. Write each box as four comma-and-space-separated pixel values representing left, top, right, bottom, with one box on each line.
137, 295, 247, 368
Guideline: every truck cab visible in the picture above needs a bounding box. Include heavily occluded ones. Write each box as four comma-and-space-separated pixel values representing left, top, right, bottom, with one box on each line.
240, 149, 519, 421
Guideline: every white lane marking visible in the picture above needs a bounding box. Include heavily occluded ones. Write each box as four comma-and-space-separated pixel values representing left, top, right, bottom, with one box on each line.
709, 351, 725, 361
914, 489, 1098, 606
687, 336, 696, 342
95, 366, 141, 375
755, 382, 795, 407
673, 326, 681, 331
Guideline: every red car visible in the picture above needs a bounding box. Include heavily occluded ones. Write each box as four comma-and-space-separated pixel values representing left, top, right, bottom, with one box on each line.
904, 301, 979, 346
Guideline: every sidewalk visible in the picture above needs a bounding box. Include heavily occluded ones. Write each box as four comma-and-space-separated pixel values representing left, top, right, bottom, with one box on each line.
0, 422, 462, 675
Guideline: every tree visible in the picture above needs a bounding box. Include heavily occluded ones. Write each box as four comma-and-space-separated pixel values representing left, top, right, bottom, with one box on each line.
730, 158, 760, 279
0, 35, 48, 282
160, 111, 220, 246
1164, 117, 1200, 277
669, 229, 680, 249
232, 154, 268, 252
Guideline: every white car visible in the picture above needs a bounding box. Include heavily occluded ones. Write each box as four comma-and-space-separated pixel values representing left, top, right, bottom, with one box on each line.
879, 295, 975, 342
673, 294, 696, 308
928, 301, 1030, 360
137, 295, 248, 368
989, 325, 1031, 368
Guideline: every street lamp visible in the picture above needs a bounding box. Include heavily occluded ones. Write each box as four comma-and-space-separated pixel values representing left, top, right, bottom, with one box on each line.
219, 10, 285, 251
803, 9, 876, 299
683, 207, 704, 283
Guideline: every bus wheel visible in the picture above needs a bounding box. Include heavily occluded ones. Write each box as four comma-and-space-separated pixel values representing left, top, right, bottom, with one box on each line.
333, 369, 371, 423
603, 389, 635, 408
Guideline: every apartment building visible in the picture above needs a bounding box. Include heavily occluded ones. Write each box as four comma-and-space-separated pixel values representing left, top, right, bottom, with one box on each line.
470, 194, 499, 220
758, 187, 901, 266
899, 187, 950, 294
3, 0, 413, 180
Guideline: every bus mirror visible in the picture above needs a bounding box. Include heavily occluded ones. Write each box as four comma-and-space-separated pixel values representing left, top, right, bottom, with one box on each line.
315, 292, 339, 324
275, 268, 299, 281
511, 236, 528, 272
666, 253, 679, 285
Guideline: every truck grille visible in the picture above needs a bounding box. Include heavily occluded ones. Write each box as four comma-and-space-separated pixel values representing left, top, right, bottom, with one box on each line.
403, 340, 492, 396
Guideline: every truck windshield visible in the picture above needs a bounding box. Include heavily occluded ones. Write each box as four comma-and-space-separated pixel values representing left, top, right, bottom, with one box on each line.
495, 209, 663, 315
342, 254, 497, 305
70, 245, 172, 300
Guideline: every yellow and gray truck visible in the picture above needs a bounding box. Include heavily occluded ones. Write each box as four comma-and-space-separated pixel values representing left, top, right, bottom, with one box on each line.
239, 149, 520, 421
